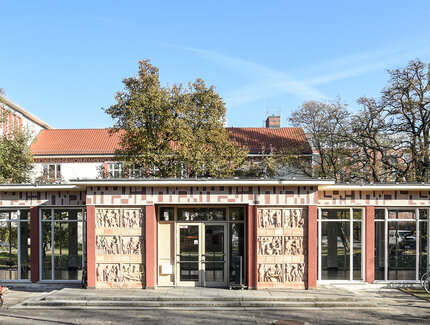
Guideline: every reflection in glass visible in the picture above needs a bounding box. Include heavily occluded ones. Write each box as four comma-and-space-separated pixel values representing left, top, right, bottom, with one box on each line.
321, 221, 350, 280
205, 225, 224, 282
419, 209, 428, 220
0, 221, 18, 280
54, 222, 83, 280
20, 221, 31, 280
230, 223, 245, 282
230, 207, 245, 221
42, 221, 52, 280
159, 207, 174, 221
179, 225, 199, 281
353, 221, 362, 280
42, 209, 84, 281
388, 210, 415, 220
321, 209, 350, 220
375, 209, 385, 220
374, 221, 385, 280
419, 221, 428, 277
388, 221, 416, 280
178, 208, 226, 221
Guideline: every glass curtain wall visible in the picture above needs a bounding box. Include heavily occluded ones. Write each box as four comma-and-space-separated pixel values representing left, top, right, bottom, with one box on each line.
41, 209, 85, 281
374, 208, 429, 281
0, 209, 31, 281
318, 208, 364, 281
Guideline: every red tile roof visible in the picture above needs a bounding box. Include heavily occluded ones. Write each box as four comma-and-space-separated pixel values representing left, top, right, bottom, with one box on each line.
30, 127, 311, 156
30, 129, 123, 155
227, 127, 311, 154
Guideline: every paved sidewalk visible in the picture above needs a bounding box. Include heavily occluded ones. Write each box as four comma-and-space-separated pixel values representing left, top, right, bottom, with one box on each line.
0, 284, 428, 324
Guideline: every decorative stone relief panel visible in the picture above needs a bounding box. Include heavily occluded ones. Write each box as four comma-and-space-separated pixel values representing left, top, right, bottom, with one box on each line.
96, 263, 145, 283
257, 236, 282, 255
95, 207, 145, 288
96, 209, 121, 228
257, 263, 305, 283
257, 207, 307, 289
284, 236, 304, 256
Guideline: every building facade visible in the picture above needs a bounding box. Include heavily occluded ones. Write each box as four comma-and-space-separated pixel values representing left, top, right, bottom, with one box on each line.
1, 180, 429, 289
0, 112, 429, 289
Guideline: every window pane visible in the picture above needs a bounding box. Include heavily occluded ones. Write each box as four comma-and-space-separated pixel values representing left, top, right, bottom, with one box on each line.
0, 221, 18, 280
321, 209, 350, 220
387, 221, 416, 280
353, 221, 362, 280
230, 207, 245, 221
419, 221, 428, 278
20, 221, 31, 280
374, 221, 385, 280
419, 209, 428, 220
53, 221, 83, 280
42, 209, 52, 220
375, 209, 385, 220
159, 207, 174, 221
178, 208, 226, 221
388, 210, 415, 220
20, 209, 30, 220
229, 223, 245, 282
321, 221, 350, 280
353, 209, 362, 220
42, 222, 52, 280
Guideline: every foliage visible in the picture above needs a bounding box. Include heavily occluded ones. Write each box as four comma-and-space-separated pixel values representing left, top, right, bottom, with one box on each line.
0, 129, 34, 184
287, 59, 430, 183
288, 99, 352, 182
104, 59, 247, 178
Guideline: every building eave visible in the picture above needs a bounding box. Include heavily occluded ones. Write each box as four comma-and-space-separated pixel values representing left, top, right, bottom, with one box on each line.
69, 178, 335, 186
0, 184, 84, 191
0, 96, 53, 129
319, 183, 430, 191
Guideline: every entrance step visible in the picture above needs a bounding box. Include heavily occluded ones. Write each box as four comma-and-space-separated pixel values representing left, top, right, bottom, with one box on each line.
16, 295, 382, 309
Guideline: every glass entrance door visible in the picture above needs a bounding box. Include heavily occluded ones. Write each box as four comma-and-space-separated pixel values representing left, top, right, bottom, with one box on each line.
176, 223, 227, 287
177, 224, 201, 286
203, 224, 227, 287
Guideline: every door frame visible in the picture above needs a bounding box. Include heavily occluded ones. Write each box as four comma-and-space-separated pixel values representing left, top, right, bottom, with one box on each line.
175, 223, 202, 287
175, 222, 228, 287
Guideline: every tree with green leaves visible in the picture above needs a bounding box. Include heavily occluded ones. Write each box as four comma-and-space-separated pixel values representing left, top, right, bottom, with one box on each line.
104, 59, 246, 178
288, 99, 352, 182
0, 91, 34, 183
0, 131, 34, 183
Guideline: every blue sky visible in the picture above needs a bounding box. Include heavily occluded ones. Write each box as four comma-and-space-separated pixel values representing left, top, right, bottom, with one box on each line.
1, 1, 430, 128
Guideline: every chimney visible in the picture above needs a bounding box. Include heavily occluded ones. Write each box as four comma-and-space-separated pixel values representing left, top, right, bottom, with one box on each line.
265, 115, 280, 128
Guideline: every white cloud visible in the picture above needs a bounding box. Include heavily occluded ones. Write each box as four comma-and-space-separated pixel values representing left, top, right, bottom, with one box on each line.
162, 39, 430, 107
161, 43, 327, 107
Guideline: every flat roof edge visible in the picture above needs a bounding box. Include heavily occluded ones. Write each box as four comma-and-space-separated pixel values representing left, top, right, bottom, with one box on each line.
320, 184, 430, 190
0, 184, 83, 191
69, 178, 335, 186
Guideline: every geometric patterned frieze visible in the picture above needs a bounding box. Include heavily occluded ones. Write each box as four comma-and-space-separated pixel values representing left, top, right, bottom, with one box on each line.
86, 185, 317, 206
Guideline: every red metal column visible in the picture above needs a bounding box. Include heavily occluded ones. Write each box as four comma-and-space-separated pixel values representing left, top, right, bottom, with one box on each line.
145, 205, 157, 289
86, 205, 96, 288
365, 206, 375, 283
307, 205, 318, 289
247, 205, 257, 289
30, 206, 39, 283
